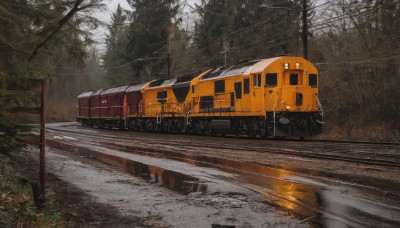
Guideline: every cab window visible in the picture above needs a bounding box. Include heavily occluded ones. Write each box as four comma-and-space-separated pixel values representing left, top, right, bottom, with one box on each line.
214, 80, 225, 93
253, 74, 262, 87
234, 82, 242, 99
309, 74, 317, 87
266, 73, 277, 87
243, 78, 250, 94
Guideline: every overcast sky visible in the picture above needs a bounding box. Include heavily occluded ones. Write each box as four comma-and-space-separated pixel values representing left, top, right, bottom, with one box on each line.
92, 0, 198, 53
91, 0, 131, 52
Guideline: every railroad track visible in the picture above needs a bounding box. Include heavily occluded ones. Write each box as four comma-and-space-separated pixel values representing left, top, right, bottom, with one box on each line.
47, 125, 400, 169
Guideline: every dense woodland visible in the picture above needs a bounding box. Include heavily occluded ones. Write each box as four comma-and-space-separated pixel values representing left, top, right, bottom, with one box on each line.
1, 0, 400, 148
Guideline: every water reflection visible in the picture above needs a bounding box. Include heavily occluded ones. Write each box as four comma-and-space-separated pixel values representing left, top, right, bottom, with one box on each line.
48, 140, 207, 194
48, 139, 400, 227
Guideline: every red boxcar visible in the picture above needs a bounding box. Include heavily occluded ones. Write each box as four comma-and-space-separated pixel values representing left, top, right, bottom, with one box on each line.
77, 91, 93, 125
99, 86, 129, 129
126, 83, 146, 116
89, 89, 104, 125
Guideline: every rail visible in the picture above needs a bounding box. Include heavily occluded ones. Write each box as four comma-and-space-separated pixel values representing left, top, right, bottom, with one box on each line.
48, 126, 400, 169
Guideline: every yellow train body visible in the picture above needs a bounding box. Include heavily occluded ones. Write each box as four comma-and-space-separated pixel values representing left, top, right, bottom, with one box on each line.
82, 56, 323, 137
187, 56, 319, 118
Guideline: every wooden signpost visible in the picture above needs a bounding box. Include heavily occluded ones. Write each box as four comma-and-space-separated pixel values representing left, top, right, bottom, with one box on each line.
8, 78, 47, 202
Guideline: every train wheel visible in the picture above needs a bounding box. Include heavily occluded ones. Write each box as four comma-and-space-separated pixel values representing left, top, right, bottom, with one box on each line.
174, 119, 185, 134
238, 120, 248, 135
145, 119, 156, 132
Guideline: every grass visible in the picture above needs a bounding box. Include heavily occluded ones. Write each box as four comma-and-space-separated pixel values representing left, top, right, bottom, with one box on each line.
0, 152, 61, 228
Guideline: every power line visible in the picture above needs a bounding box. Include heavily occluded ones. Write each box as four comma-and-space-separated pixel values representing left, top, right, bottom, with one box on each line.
70, 0, 399, 77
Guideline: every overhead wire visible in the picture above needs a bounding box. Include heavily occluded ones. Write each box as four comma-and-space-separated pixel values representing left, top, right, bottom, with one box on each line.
56, 0, 399, 77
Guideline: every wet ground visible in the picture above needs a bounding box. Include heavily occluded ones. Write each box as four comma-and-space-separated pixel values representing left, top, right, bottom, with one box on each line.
37, 122, 400, 227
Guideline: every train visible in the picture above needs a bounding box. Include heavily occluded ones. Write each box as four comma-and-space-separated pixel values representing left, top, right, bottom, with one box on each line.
77, 56, 324, 138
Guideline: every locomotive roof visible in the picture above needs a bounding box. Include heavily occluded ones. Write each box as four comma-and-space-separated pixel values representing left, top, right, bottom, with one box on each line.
101, 85, 129, 95
77, 91, 93, 99
91, 89, 104, 96
221, 60, 261, 77
126, 82, 147, 93
244, 57, 281, 74
200, 57, 283, 81
147, 78, 177, 89
160, 78, 177, 86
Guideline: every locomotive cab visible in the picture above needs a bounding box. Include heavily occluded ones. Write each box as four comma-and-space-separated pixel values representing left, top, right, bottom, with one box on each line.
264, 58, 324, 137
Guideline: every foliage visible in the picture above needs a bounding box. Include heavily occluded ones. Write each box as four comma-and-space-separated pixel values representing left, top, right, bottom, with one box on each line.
0, 0, 104, 154
103, 4, 133, 85
126, 0, 180, 81
191, 0, 306, 68
312, 0, 400, 141
0, 154, 61, 227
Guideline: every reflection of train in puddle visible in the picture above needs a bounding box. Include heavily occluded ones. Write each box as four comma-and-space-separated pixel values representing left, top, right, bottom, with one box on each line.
122, 160, 207, 194
250, 167, 399, 227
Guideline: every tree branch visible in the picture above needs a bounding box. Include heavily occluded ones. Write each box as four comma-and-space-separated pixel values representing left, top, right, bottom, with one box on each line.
29, 0, 85, 59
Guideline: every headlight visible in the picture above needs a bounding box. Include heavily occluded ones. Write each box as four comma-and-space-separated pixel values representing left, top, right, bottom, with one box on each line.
284, 63, 289, 69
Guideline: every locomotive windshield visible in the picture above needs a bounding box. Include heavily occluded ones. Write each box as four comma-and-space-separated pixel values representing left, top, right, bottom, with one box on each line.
290, 74, 298, 85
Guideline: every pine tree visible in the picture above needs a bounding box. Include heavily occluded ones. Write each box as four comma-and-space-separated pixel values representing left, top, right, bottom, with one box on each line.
103, 4, 133, 85
0, 0, 104, 154
126, 0, 179, 80
192, 0, 304, 68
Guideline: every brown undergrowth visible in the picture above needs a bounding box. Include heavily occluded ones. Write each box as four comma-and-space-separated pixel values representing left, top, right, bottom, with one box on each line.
0, 152, 61, 227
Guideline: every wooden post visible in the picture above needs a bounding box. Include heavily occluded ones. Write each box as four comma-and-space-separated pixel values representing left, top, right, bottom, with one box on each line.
39, 79, 46, 201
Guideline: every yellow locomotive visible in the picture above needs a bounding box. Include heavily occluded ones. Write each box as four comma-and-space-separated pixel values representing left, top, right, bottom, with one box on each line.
79, 56, 324, 137
137, 56, 323, 137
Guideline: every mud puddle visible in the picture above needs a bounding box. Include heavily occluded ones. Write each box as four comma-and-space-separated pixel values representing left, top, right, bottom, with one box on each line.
45, 141, 304, 227
47, 137, 400, 228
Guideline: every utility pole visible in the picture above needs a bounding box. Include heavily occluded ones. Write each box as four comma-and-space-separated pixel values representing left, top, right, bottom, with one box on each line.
302, 0, 308, 59
167, 52, 170, 79
167, 38, 170, 79
220, 51, 227, 67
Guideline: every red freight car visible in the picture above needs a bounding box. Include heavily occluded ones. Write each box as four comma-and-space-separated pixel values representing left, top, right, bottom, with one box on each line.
126, 83, 147, 116
89, 89, 104, 126
98, 86, 129, 129
76, 91, 93, 125
125, 82, 148, 130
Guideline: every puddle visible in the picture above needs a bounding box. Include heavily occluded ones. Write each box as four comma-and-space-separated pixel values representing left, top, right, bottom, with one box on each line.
47, 140, 207, 194
47, 139, 400, 227
191, 156, 400, 227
